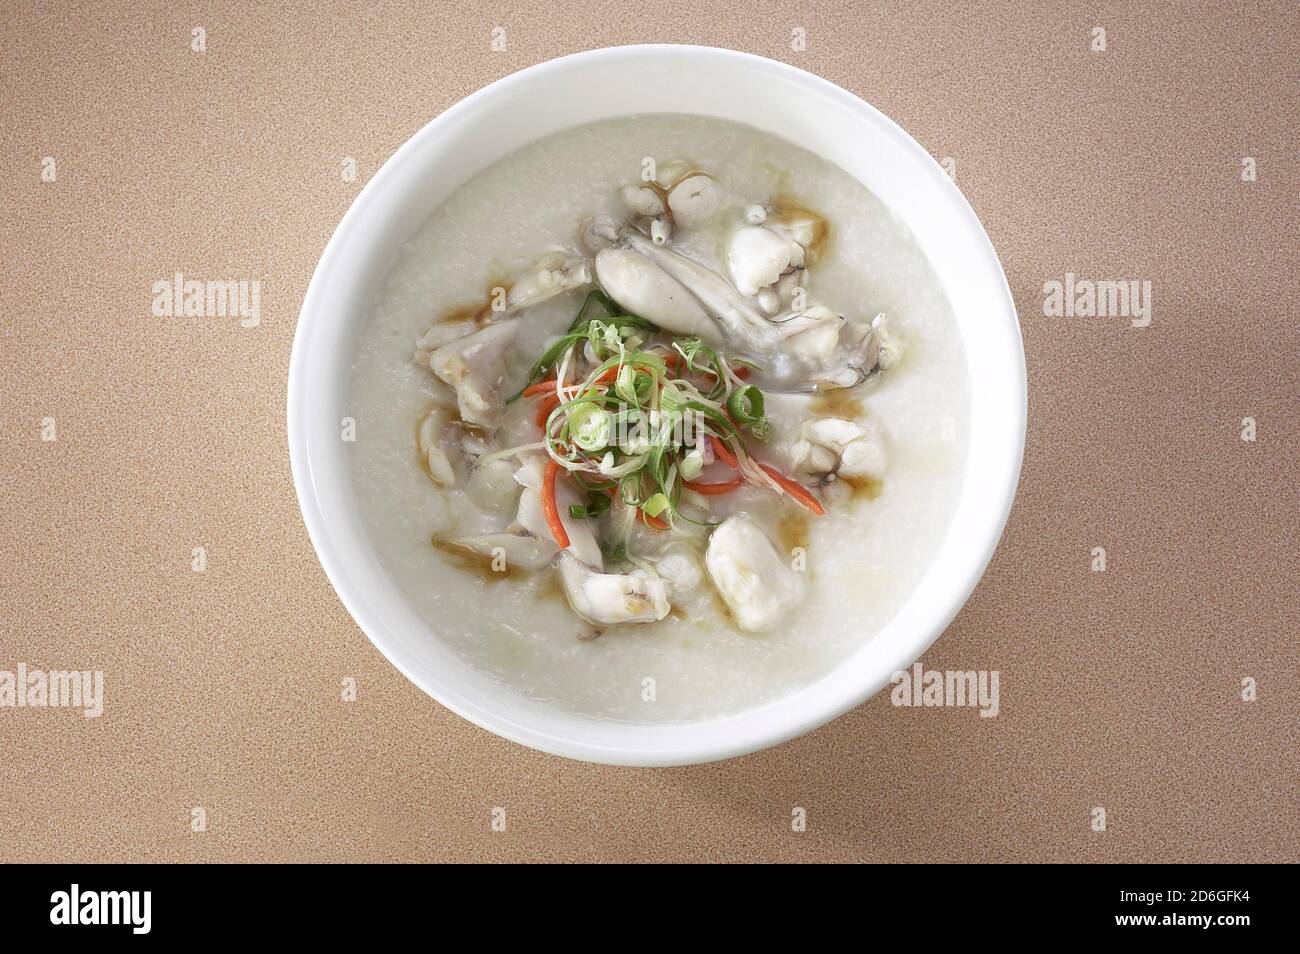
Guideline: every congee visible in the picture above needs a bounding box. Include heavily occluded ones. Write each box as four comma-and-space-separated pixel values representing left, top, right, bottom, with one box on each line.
348, 114, 969, 720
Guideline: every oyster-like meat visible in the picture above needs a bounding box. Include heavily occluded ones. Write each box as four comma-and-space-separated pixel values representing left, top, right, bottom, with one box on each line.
666, 174, 720, 226
506, 254, 591, 313
559, 553, 671, 625
759, 313, 904, 392
464, 456, 521, 514
594, 248, 721, 342
579, 216, 620, 255
511, 456, 603, 570
805, 313, 902, 391
415, 320, 476, 354
768, 206, 828, 261
620, 232, 777, 347
621, 185, 665, 217
426, 319, 518, 427
792, 418, 886, 480
416, 405, 457, 485
770, 305, 845, 365
654, 548, 704, 593
871, 313, 903, 370
728, 226, 798, 296
705, 514, 804, 632
653, 159, 691, 188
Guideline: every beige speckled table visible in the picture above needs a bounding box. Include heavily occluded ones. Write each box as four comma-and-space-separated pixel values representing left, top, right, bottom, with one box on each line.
1, 1, 1296, 863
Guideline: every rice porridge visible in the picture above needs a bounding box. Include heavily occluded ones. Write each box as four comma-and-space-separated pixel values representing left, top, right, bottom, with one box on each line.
348, 114, 969, 722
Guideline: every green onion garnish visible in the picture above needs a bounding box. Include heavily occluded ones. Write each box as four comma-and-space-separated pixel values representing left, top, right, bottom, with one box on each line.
568, 404, 613, 452
726, 384, 765, 426
642, 492, 670, 518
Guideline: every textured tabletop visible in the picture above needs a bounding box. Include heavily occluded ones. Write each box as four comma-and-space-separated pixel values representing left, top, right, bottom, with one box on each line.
1, 1, 1296, 863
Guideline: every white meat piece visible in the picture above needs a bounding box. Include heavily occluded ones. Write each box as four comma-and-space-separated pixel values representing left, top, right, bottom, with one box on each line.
770, 207, 825, 253
559, 553, 671, 625
620, 233, 777, 347
416, 406, 457, 485
415, 319, 477, 356
872, 313, 903, 370
666, 175, 720, 226
655, 550, 703, 593
793, 418, 887, 480
728, 226, 796, 296
579, 217, 620, 255
621, 185, 665, 217
653, 160, 691, 188
594, 248, 721, 343
771, 305, 845, 364
506, 254, 591, 312
464, 457, 521, 514
705, 514, 804, 632
511, 456, 603, 570
426, 319, 518, 427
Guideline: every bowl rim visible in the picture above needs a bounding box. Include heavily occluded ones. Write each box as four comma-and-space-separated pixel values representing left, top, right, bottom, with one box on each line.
288, 43, 1026, 766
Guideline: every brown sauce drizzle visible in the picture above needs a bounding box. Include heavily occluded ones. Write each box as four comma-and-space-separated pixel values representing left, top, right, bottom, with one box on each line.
809, 389, 863, 419
804, 394, 882, 503
645, 180, 673, 225
771, 194, 831, 264
429, 536, 514, 583
776, 511, 811, 552
533, 570, 564, 604
435, 272, 511, 326
438, 300, 491, 325
839, 475, 883, 502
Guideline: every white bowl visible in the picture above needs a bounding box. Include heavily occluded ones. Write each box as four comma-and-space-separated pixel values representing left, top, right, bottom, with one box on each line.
288, 45, 1025, 766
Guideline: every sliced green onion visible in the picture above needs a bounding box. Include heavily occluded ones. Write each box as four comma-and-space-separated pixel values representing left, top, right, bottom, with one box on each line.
659, 381, 688, 416
642, 492, 670, 519
598, 450, 647, 479
527, 337, 578, 385
568, 493, 610, 521
587, 320, 623, 358
508, 292, 781, 544
679, 444, 705, 480
614, 364, 639, 406
524, 315, 656, 386
570, 289, 624, 329
726, 385, 765, 425
684, 400, 742, 443
619, 475, 644, 506
568, 404, 613, 452
635, 371, 654, 401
